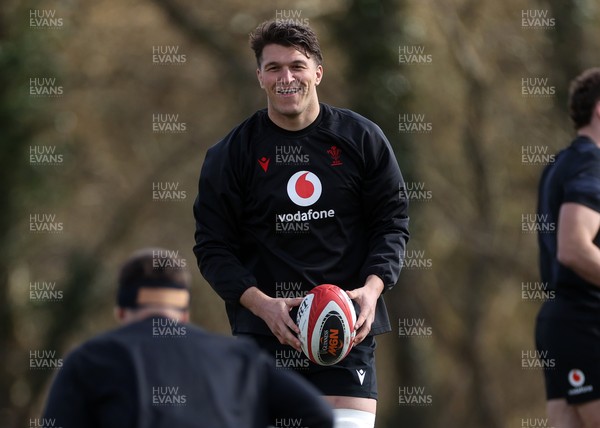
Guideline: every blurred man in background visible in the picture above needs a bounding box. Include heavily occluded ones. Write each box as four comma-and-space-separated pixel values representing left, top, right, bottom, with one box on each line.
536, 68, 600, 427
43, 248, 334, 428
194, 20, 409, 428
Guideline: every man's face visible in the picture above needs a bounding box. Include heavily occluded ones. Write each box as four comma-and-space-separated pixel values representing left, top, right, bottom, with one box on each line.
256, 44, 323, 123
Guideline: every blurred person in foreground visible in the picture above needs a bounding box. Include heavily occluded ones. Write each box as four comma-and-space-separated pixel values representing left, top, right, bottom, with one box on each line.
42, 248, 334, 428
536, 68, 600, 427
194, 20, 409, 428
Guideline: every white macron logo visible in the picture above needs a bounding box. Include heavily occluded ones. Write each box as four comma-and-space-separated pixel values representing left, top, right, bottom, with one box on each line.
356, 369, 366, 385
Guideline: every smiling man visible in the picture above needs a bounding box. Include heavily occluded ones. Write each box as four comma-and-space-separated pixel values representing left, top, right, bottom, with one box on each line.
193, 20, 409, 428
257, 42, 322, 130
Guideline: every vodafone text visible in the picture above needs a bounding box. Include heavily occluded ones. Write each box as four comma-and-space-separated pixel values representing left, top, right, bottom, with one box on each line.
276, 209, 335, 223
275, 209, 336, 233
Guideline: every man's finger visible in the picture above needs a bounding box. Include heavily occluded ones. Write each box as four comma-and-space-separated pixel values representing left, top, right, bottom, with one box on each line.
289, 335, 302, 351
354, 321, 371, 345
285, 297, 304, 308
278, 327, 301, 350
354, 325, 367, 345
276, 327, 295, 344
354, 332, 366, 345
286, 317, 300, 334
354, 313, 366, 331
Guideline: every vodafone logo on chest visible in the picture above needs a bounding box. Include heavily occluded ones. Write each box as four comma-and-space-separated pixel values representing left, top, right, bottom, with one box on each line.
287, 171, 322, 206
275, 170, 335, 234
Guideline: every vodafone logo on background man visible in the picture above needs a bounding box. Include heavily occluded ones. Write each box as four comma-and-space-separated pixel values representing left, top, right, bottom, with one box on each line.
567, 368, 594, 396
569, 369, 585, 388
287, 171, 322, 207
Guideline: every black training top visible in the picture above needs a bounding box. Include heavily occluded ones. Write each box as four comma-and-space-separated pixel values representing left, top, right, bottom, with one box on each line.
193, 103, 410, 336
43, 316, 334, 428
537, 135, 600, 314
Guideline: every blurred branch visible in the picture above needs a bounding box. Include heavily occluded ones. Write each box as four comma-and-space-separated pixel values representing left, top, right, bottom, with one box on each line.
547, 0, 584, 113
150, 0, 250, 80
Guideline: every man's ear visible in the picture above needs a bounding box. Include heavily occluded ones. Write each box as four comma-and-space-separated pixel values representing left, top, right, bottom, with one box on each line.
593, 100, 600, 121
257, 68, 264, 88
114, 307, 126, 322
315, 64, 323, 86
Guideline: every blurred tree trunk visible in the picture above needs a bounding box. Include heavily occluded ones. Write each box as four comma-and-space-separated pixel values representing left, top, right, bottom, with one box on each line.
0, 9, 53, 425
326, 0, 408, 141
421, 0, 504, 426
544, 0, 588, 179
326, 1, 425, 427
547, 0, 585, 117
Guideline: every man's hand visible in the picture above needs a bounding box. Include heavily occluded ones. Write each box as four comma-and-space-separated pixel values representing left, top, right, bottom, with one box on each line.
240, 287, 303, 350
346, 275, 384, 345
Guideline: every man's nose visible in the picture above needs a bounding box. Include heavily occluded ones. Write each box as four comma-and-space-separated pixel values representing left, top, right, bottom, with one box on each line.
278, 68, 295, 84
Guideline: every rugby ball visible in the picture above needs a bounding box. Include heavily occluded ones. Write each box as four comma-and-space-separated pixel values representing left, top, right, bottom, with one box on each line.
296, 284, 357, 366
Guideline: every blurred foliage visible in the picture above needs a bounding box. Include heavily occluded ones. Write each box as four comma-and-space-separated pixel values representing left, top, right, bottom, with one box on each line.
2, 0, 600, 427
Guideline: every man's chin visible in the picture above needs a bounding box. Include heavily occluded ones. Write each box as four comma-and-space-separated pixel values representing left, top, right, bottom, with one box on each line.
272, 105, 303, 118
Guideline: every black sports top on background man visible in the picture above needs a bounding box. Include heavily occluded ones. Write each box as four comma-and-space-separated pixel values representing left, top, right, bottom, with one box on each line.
537, 135, 600, 314
194, 103, 410, 336
43, 316, 333, 428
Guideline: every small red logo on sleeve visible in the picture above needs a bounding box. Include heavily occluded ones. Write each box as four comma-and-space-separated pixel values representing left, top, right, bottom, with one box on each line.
327, 146, 343, 166
258, 156, 270, 172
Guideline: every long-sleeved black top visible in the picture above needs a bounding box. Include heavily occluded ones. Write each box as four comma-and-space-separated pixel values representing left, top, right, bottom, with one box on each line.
194, 103, 409, 336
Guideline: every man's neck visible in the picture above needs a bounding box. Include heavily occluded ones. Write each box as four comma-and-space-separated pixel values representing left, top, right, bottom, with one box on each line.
268, 102, 320, 131
121, 307, 187, 324
577, 125, 600, 147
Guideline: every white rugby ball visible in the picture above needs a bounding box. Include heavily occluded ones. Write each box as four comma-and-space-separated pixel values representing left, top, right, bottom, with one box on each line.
296, 284, 357, 366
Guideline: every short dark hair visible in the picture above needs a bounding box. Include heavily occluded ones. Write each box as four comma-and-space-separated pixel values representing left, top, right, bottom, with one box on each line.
117, 248, 191, 309
249, 20, 323, 67
569, 68, 600, 129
